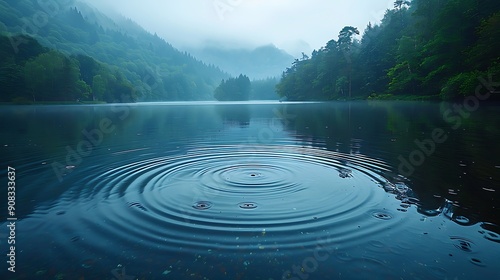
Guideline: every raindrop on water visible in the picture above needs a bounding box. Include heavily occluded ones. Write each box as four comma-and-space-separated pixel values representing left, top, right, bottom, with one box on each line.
453, 215, 470, 225
193, 201, 213, 210
450, 236, 475, 253
372, 212, 392, 220
239, 202, 258, 209
470, 258, 485, 267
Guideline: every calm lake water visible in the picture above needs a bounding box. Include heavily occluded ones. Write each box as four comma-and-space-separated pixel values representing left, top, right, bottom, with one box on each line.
1, 101, 499, 279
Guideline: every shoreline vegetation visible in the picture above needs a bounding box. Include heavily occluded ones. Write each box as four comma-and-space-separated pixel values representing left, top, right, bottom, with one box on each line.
275, 0, 499, 102
1, 0, 499, 104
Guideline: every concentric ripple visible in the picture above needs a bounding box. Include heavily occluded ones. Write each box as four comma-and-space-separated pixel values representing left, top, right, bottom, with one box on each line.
27, 145, 413, 259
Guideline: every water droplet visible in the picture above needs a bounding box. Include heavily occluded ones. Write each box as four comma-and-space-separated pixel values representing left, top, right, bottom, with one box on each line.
339, 168, 352, 178
453, 215, 470, 225
239, 202, 258, 209
470, 258, 485, 267
480, 223, 500, 242
450, 236, 475, 252
402, 197, 420, 205
193, 201, 212, 210
382, 182, 396, 192
395, 182, 409, 194
372, 212, 392, 220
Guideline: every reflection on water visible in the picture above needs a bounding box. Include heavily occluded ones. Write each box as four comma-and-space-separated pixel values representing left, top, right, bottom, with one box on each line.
0, 101, 499, 279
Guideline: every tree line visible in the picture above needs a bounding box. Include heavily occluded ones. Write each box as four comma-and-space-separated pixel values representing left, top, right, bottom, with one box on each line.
214, 74, 251, 101
0, 1, 228, 102
0, 33, 135, 103
213, 75, 279, 101
276, 0, 500, 101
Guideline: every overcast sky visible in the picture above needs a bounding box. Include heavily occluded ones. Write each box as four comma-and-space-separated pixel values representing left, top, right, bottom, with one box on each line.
85, 0, 394, 57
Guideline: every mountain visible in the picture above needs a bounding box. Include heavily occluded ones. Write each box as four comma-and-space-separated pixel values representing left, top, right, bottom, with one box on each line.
0, 0, 228, 102
188, 44, 295, 80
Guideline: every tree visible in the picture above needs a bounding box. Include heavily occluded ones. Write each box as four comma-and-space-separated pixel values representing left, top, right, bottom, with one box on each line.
0, 63, 24, 102
92, 74, 106, 101
75, 80, 92, 100
275, 0, 500, 101
394, 0, 410, 10
214, 74, 251, 101
23, 58, 46, 102
337, 26, 359, 98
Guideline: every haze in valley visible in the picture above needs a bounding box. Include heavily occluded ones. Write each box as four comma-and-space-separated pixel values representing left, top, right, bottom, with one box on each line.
84, 0, 394, 57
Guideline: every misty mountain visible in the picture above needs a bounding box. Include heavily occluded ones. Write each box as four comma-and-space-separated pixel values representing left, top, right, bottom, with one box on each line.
188, 45, 295, 80
0, 0, 228, 101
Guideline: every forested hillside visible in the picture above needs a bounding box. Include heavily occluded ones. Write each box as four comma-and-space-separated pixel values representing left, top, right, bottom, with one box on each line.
0, 33, 138, 103
276, 0, 500, 101
0, 0, 228, 102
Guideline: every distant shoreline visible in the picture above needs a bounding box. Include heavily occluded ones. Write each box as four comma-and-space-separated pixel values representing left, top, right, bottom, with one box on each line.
0, 101, 107, 106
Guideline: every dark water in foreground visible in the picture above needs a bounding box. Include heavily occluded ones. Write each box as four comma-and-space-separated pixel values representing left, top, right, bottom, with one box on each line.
1, 101, 499, 280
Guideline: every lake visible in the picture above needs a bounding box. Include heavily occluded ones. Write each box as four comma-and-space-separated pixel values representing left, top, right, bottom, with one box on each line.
1, 101, 499, 279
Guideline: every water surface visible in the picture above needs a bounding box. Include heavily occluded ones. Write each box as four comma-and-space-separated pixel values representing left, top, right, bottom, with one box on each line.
1, 101, 499, 279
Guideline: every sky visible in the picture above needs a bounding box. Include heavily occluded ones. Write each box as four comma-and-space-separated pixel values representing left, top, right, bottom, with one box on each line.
85, 0, 395, 57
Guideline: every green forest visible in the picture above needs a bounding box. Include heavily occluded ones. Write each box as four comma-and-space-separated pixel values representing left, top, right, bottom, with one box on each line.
0, 0, 229, 103
1, 33, 137, 103
214, 74, 251, 101
1, 0, 499, 103
276, 0, 500, 101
